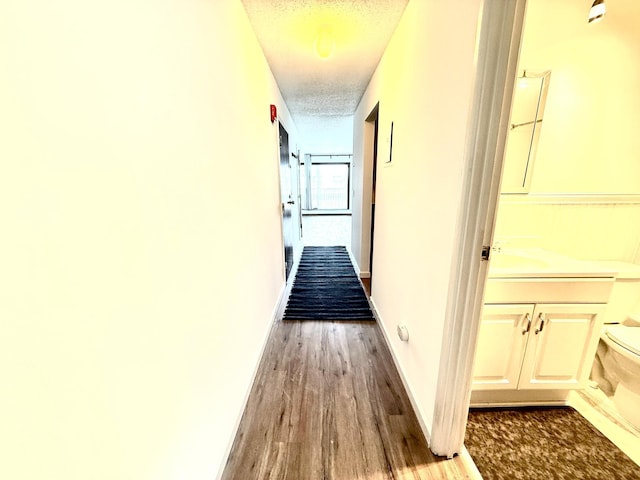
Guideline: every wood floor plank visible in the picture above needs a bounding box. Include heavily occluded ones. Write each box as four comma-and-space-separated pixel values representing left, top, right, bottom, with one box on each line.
221, 320, 472, 480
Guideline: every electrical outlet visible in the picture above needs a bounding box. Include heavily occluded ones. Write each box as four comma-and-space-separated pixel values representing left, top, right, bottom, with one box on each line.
397, 324, 409, 342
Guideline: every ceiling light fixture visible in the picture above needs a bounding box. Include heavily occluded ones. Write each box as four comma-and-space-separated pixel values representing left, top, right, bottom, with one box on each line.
313, 28, 335, 60
588, 0, 606, 23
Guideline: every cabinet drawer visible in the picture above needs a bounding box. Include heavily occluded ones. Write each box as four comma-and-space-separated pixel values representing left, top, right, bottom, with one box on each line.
484, 278, 614, 304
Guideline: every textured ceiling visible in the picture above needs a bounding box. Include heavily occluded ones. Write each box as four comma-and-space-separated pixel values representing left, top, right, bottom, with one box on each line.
241, 0, 409, 121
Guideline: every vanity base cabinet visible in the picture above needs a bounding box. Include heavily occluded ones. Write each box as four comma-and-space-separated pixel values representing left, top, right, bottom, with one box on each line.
472, 303, 605, 393
519, 304, 605, 389
472, 304, 534, 390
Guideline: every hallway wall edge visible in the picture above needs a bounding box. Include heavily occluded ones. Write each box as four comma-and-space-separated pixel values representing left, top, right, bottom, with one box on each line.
369, 297, 432, 444
216, 280, 288, 480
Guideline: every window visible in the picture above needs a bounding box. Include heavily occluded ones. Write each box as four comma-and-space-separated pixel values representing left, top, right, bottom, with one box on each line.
301, 155, 351, 211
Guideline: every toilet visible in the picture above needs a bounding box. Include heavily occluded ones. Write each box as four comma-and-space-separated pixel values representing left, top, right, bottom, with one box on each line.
591, 261, 640, 431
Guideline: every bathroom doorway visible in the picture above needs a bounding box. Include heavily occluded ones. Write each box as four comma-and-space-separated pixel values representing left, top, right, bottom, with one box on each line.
460, 0, 640, 470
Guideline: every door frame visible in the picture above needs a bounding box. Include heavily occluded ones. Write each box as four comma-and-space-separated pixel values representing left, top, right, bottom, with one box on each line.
429, 0, 528, 457
366, 105, 379, 285
355, 103, 380, 281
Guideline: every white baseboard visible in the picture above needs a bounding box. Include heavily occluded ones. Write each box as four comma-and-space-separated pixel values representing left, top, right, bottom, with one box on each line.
216, 281, 288, 480
370, 298, 484, 476
369, 296, 432, 444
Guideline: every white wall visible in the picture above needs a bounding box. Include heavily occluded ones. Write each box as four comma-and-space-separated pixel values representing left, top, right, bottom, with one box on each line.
495, 197, 640, 262
495, 0, 640, 261
296, 115, 354, 154
520, 0, 640, 194
0, 1, 299, 479
352, 0, 482, 433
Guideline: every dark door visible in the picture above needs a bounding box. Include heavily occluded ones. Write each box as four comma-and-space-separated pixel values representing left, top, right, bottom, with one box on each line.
279, 123, 295, 280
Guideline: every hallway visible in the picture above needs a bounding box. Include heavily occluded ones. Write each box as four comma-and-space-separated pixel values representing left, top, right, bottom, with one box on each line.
221, 318, 472, 479
302, 214, 352, 247
0, 1, 501, 478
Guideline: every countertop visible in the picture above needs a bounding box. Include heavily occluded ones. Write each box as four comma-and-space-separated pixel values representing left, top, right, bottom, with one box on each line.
487, 248, 623, 279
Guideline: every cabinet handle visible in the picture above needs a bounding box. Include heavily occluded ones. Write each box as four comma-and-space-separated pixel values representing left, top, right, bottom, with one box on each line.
522, 313, 532, 335
535, 313, 545, 334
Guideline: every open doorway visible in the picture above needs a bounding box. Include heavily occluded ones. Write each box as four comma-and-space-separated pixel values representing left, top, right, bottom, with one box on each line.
300, 153, 353, 247
464, 0, 640, 472
350, 103, 380, 296
366, 105, 379, 293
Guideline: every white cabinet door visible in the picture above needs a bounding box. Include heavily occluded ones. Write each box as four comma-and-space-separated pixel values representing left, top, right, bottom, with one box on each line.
518, 304, 605, 390
472, 304, 535, 390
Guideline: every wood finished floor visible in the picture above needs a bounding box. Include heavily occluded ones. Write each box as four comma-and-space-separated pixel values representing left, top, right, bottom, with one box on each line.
221, 319, 471, 479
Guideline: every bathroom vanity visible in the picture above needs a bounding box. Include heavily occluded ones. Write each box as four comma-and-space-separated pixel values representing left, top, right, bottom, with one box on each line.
471, 249, 616, 406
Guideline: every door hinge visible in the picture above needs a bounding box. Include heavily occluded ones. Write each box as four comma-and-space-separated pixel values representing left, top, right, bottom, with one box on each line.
481, 245, 491, 261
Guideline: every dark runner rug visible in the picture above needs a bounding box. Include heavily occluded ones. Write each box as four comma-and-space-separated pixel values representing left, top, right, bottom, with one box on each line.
465, 406, 640, 480
283, 246, 374, 321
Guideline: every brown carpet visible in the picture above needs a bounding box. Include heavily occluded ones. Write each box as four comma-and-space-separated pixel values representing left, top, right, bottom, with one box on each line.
465, 406, 640, 480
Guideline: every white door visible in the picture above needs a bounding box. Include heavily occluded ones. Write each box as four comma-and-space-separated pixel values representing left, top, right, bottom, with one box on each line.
472, 304, 534, 390
518, 304, 606, 390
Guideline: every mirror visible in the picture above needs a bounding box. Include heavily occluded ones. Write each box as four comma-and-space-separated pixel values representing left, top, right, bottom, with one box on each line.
501, 70, 551, 194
